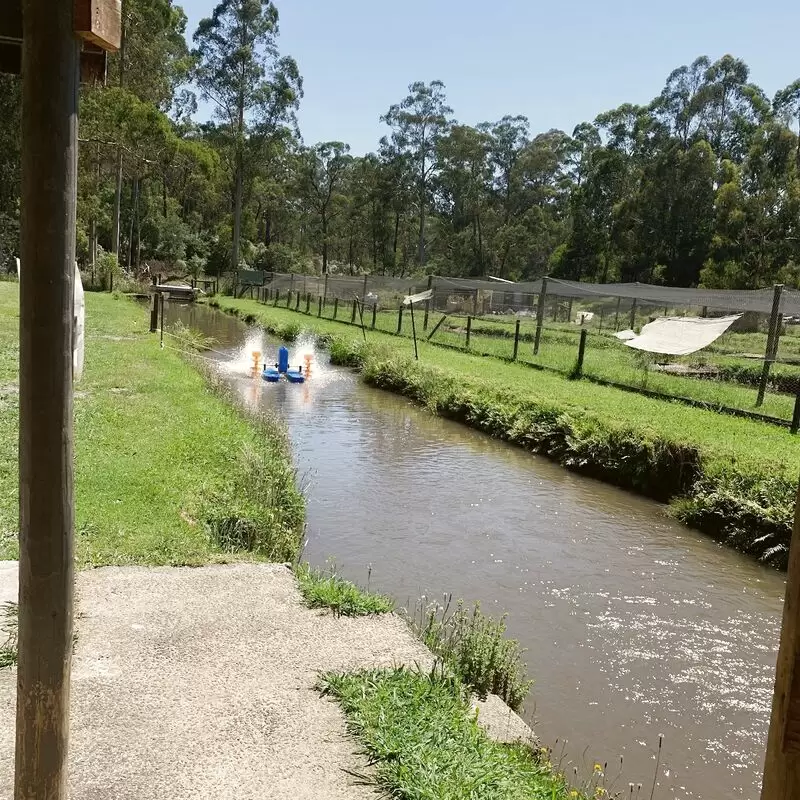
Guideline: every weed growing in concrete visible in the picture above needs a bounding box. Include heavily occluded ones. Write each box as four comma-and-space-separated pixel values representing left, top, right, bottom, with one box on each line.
295, 563, 393, 617
0, 601, 18, 668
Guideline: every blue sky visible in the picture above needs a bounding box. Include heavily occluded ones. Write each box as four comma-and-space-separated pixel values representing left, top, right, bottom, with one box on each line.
180, 0, 800, 154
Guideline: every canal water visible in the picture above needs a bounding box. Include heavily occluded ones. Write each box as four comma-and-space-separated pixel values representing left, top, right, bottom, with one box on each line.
168, 302, 785, 800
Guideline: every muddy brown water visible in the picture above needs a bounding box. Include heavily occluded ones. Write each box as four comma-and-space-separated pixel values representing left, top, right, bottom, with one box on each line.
168, 302, 785, 800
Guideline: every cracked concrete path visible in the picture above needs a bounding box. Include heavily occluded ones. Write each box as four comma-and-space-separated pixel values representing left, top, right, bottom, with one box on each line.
0, 562, 532, 798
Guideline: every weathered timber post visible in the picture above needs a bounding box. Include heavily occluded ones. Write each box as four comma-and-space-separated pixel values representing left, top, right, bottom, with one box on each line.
15, 1, 120, 798
371, 303, 377, 329
760, 480, 800, 798
396, 306, 403, 335
756, 284, 784, 408
305, 293, 311, 314
792, 394, 800, 435
512, 320, 521, 361
465, 316, 472, 349
333, 297, 339, 320
533, 277, 548, 355
575, 329, 588, 377
317, 296, 322, 317
423, 275, 433, 330
629, 298, 638, 330
613, 296, 621, 331
350, 298, 357, 323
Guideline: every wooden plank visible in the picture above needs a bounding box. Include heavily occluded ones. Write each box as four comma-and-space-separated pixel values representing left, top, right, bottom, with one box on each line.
761, 480, 800, 798
74, 0, 121, 52
0, 39, 105, 82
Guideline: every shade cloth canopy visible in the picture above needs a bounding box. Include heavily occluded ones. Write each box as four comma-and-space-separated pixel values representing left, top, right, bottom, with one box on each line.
620, 314, 741, 356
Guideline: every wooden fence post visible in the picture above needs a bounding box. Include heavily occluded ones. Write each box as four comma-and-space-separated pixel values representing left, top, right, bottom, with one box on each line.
305, 293, 311, 314
317, 296, 322, 317
629, 298, 638, 330
760, 479, 800, 798
757, 284, 784, 408
333, 297, 339, 319
371, 303, 377, 329
423, 275, 433, 330
792, 394, 800, 435
16, 1, 83, 796
273, 290, 279, 307
513, 320, 521, 361
295, 291, 301, 311
575, 329, 588, 377
351, 298, 357, 323
614, 296, 621, 331
396, 306, 403, 334
465, 316, 472, 349
534, 277, 548, 355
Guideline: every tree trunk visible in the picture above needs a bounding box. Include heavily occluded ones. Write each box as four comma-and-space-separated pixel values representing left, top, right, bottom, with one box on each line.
417, 193, 426, 267
231, 146, 243, 273
392, 210, 400, 276
127, 176, 138, 270
264, 212, 272, 246
111, 0, 126, 257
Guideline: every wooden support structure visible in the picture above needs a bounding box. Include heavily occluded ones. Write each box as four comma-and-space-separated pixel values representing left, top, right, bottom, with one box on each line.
333, 297, 338, 319
423, 275, 432, 330
371, 303, 377, 330
396, 306, 403, 335
409, 301, 419, 360
534, 277, 548, 355
761, 481, 800, 798
512, 319, 521, 361
465, 316, 472, 349
575, 329, 588, 377
5, 1, 119, 798
757, 285, 784, 408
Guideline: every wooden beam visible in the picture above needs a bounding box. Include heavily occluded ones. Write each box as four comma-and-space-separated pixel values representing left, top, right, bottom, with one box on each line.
761, 480, 800, 798
74, 0, 121, 52
0, 38, 106, 82
14, 0, 79, 797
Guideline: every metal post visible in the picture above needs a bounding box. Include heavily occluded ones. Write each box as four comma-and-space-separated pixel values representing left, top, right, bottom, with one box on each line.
757, 284, 784, 408
760, 480, 800, 797
465, 316, 472, 349
16, 2, 79, 796
513, 320, 521, 360
333, 297, 339, 319
423, 275, 432, 330
396, 306, 403, 335
534, 277, 548, 355
614, 296, 621, 331
792, 394, 800, 435
629, 298, 638, 330
575, 329, 588, 377
371, 303, 377, 329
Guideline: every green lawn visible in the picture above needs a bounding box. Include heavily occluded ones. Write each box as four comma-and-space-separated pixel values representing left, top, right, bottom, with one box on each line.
0, 283, 303, 566
211, 296, 800, 479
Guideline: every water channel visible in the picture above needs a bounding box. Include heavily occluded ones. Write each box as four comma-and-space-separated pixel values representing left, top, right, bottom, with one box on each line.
168, 302, 786, 800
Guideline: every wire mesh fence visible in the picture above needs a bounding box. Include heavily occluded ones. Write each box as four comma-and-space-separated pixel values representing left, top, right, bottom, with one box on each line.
239, 271, 800, 432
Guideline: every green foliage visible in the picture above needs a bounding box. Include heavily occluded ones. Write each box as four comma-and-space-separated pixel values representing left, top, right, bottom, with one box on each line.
294, 563, 394, 616
0, 602, 17, 669
168, 320, 217, 351
319, 667, 583, 800
96, 248, 120, 291
412, 598, 532, 712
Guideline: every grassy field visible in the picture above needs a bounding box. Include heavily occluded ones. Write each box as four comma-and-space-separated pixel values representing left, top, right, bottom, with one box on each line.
0, 283, 304, 566
292, 294, 800, 421
209, 295, 800, 567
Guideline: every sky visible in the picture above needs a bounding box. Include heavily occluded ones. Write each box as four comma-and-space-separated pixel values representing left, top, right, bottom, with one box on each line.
180, 0, 800, 155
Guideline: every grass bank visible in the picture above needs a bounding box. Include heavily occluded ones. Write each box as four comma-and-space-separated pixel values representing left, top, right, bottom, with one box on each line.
207, 296, 799, 569
0, 283, 304, 566
320, 667, 596, 800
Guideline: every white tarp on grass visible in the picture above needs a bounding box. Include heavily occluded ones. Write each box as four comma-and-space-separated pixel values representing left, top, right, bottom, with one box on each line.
621, 314, 741, 356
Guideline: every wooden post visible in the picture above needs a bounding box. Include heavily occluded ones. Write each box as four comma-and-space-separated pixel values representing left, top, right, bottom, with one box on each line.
149, 292, 158, 332
760, 479, 800, 798
575, 329, 588, 377
513, 319, 521, 361
323, 273, 329, 305
317, 296, 322, 317
333, 297, 339, 320
295, 291, 300, 311
534, 277, 548, 355
16, 1, 81, 796
305, 293, 311, 314
792, 394, 800, 435
629, 298, 638, 330
362, 274, 368, 303
286, 290, 292, 308
396, 306, 403, 335
614, 296, 621, 331
757, 285, 784, 408
423, 275, 432, 330
427, 314, 447, 341
351, 298, 357, 323
371, 303, 377, 329
289, 273, 294, 297
465, 316, 472, 349
472, 288, 479, 316
567, 298, 573, 324
273, 290, 279, 307
409, 301, 419, 360
599, 308, 604, 333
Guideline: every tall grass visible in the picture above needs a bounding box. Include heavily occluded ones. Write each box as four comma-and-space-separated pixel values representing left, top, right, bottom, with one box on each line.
411, 596, 533, 712
294, 562, 394, 616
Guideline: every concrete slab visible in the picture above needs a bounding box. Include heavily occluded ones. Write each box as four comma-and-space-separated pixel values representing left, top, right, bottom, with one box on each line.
0, 563, 535, 798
